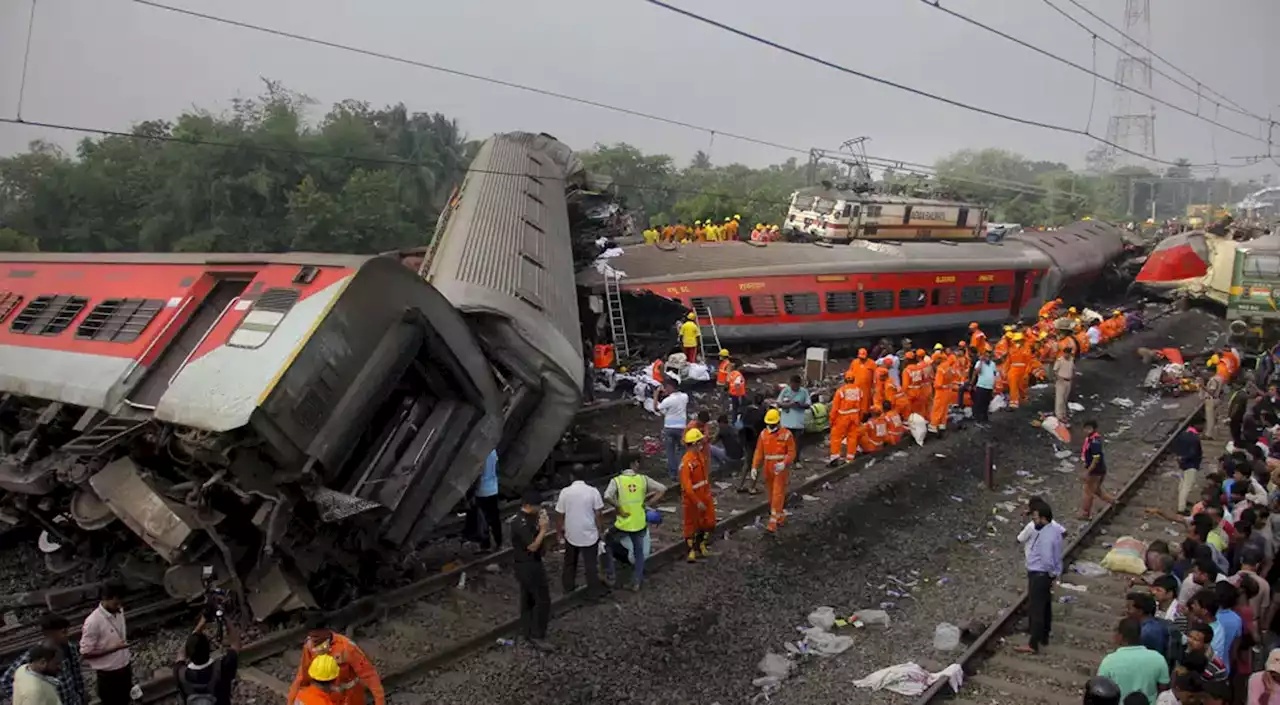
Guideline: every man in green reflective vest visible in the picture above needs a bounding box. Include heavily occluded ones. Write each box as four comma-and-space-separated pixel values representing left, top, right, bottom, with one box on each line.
603, 461, 666, 591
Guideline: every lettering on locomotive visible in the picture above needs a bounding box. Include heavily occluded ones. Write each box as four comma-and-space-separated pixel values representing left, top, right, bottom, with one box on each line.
934, 275, 956, 284
739, 282, 765, 291
977, 274, 995, 282
913, 210, 946, 221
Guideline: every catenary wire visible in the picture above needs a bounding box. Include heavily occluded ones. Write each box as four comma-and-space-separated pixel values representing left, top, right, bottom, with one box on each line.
636, 0, 1245, 169
918, 0, 1267, 146
131, 0, 1247, 173
15, 0, 39, 121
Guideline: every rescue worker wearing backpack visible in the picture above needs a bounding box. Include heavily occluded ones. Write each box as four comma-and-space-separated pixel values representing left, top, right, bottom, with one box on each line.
175, 615, 241, 705
286, 628, 384, 705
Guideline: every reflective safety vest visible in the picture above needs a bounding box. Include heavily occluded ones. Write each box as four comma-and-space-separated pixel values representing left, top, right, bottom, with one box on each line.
727, 370, 746, 397
613, 473, 648, 532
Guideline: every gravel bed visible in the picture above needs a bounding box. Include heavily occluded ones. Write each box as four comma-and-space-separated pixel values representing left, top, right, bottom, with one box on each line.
392, 307, 1222, 705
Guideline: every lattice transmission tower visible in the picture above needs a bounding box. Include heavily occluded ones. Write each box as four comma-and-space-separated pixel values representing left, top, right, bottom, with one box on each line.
1104, 0, 1157, 162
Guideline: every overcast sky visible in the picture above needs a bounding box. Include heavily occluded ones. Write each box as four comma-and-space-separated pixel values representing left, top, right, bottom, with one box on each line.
1, 0, 1277, 182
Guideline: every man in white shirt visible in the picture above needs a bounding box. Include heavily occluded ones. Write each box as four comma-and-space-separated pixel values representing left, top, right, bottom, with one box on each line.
79, 582, 132, 705
555, 468, 605, 598
656, 379, 689, 480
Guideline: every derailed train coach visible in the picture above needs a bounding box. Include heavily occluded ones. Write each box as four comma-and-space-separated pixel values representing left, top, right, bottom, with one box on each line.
0, 132, 583, 619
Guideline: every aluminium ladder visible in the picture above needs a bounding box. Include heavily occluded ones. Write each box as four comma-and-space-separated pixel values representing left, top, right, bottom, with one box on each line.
603, 269, 631, 361
692, 302, 723, 363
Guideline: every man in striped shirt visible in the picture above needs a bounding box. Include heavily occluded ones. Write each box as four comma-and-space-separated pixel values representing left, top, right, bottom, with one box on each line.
1, 613, 86, 705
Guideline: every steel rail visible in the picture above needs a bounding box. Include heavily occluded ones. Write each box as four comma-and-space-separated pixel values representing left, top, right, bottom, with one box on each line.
913, 402, 1204, 704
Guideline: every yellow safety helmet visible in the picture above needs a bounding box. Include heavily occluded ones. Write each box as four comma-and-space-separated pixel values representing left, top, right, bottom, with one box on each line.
933, 343, 944, 350
719, 349, 730, 358
1013, 333, 1025, 341
1112, 310, 1122, 315
618, 366, 628, 373
764, 409, 782, 425
695, 220, 702, 225
1207, 355, 1220, 366
756, 223, 764, 229
1003, 325, 1014, 332
724, 217, 731, 222
734, 214, 741, 219
308, 654, 341, 682
1004, 331, 1015, 339
684, 428, 705, 444
1068, 307, 1078, 313
686, 312, 696, 320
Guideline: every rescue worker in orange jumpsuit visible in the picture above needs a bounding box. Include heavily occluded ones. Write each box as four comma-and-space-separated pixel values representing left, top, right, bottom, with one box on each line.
851, 349, 874, 407
680, 427, 716, 560
968, 322, 989, 356
1073, 324, 1090, 355
1059, 331, 1080, 360
716, 349, 732, 386
871, 359, 891, 410
1208, 354, 1230, 384
752, 409, 796, 533
885, 364, 911, 419
929, 351, 957, 433
915, 348, 935, 418
828, 372, 864, 465
953, 342, 973, 409
672, 222, 688, 243
1007, 332, 1032, 409
994, 327, 1014, 359
726, 365, 747, 423
846, 348, 868, 377
1039, 297, 1062, 320
1107, 310, 1127, 340
693, 221, 706, 241
882, 401, 905, 445
292, 654, 345, 705
859, 407, 888, 453
661, 224, 675, 243
1220, 346, 1240, 380
287, 628, 385, 705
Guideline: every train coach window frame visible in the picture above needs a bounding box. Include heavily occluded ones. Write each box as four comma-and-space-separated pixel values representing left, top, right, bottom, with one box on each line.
0, 291, 23, 324
76, 298, 165, 343
897, 288, 927, 310
738, 294, 778, 317
1243, 254, 1280, 279
10, 294, 89, 336
824, 290, 860, 314
228, 287, 301, 349
865, 205, 883, 218
987, 284, 1012, 304
782, 292, 821, 316
960, 286, 986, 305
863, 290, 894, 312
690, 296, 733, 319
931, 287, 958, 307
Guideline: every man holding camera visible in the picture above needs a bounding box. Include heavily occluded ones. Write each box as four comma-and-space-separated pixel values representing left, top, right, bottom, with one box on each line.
174, 613, 241, 705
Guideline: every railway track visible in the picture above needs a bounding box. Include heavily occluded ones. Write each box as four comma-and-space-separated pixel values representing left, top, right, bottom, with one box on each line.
916, 402, 1208, 705
137, 454, 875, 703
0, 591, 184, 662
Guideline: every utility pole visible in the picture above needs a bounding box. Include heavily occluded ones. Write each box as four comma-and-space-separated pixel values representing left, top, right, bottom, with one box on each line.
1105, 0, 1157, 164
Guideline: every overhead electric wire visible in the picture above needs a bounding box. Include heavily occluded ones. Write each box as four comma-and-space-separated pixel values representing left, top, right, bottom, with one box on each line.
918, 0, 1267, 146
15, 0, 38, 120
638, 0, 1251, 169
1052, 0, 1272, 125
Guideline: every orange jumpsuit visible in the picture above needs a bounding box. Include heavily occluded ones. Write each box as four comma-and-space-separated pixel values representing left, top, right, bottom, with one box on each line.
883, 410, 905, 445
694, 226, 706, 242
725, 221, 739, 240
661, 225, 675, 242
287, 634, 385, 705
727, 370, 746, 399
752, 427, 796, 531
905, 362, 928, 418
994, 336, 1011, 360
1223, 350, 1240, 379
886, 375, 912, 419
680, 448, 715, 538
293, 685, 344, 705
1007, 342, 1032, 408
829, 382, 864, 461
1060, 335, 1080, 360
853, 361, 874, 409
673, 224, 688, 242
1073, 329, 1090, 355
871, 366, 890, 409
651, 359, 665, 385
716, 360, 732, 386
1039, 300, 1060, 319
1215, 359, 1231, 384
970, 330, 989, 356
1109, 315, 1127, 339
929, 359, 956, 431
859, 413, 889, 453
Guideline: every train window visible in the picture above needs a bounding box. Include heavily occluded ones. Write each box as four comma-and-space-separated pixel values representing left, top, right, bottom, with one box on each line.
0, 292, 23, 324
228, 287, 301, 349
10, 295, 88, 336
1243, 254, 1280, 279
841, 203, 852, 218
902, 206, 913, 225
897, 289, 927, 310
987, 285, 1012, 304
866, 205, 883, 218
824, 291, 860, 313
782, 293, 821, 316
931, 288, 958, 307
76, 298, 164, 343
738, 294, 778, 316
960, 286, 986, 305
863, 290, 894, 312
690, 296, 733, 319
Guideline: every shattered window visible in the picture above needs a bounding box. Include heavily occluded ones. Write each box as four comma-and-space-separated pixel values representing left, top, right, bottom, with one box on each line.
987, 285, 1012, 304
738, 294, 778, 316
960, 286, 986, 305
863, 290, 894, 311
690, 296, 733, 319
931, 288, 957, 307
782, 293, 820, 316
897, 289, 927, 310
824, 291, 859, 313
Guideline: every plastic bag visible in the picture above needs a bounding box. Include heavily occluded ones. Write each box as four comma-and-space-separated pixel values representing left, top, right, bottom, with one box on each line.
808, 606, 837, 630
685, 362, 711, 382
933, 622, 961, 651
1071, 561, 1108, 578
988, 394, 1007, 414
1100, 536, 1148, 575
757, 652, 793, 680
907, 413, 928, 447
852, 609, 892, 627
801, 627, 854, 656
1040, 415, 1072, 443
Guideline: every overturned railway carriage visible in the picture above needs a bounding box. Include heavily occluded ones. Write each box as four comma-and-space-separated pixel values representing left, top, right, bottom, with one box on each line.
582, 219, 1126, 342
0, 132, 586, 619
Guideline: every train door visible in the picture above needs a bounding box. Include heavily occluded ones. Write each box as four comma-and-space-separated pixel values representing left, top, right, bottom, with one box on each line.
125, 277, 252, 409
956, 207, 970, 229
1008, 271, 1032, 317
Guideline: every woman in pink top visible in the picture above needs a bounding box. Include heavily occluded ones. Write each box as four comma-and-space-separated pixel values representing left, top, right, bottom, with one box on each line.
1249, 649, 1280, 704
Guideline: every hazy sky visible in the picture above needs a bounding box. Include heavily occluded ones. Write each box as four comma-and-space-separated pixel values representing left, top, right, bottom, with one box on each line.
1, 0, 1277, 182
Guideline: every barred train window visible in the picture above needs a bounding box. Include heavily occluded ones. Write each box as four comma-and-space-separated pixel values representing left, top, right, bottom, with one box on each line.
689, 296, 733, 319
960, 286, 986, 305
931, 288, 957, 307
738, 294, 778, 316
897, 288, 927, 310
0, 291, 23, 324
76, 298, 164, 342
782, 293, 820, 316
824, 291, 859, 314
10, 295, 88, 336
863, 290, 894, 312
987, 285, 1012, 304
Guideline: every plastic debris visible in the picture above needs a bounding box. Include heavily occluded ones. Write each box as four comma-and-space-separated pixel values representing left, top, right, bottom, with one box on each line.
1039, 415, 1072, 442
496, 638, 515, 646
658, 505, 678, 514
933, 622, 961, 651
1068, 402, 1085, 412
1058, 582, 1089, 593
715, 482, 732, 490
891, 451, 908, 459
801, 494, 821, 502
852, 662, 965, 696
1162, 402, 1180, 409
757, 652, 794, 681
1110, 397, 1135, 408
808, 606, 837, 630
950, 495, 964, 502
800, 626, 854, 656
908, 413, 928, 446
934, 453, 947, 458
1055, 449, 1074, 459
852, 609, 892, 627
1071, 561, 1108, 577
1015, 470, 1033, 477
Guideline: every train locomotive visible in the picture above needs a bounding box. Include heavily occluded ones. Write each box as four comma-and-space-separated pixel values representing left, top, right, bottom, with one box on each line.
581, 219, 1130, 344
0, 132, 584, 619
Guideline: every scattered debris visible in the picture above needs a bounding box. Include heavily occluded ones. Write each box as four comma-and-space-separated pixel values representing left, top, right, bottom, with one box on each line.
1110, 397, 1135, 408
1058, 582, 1089, 593
1071, 561, 1108, 578
852, 609, 892, 627
890, 451, 909, 459
852, 662, 965, 697
933, 622, 961, 651
950, 496, 964, 503
1068, 402, 1085, 412
801, 494, 821, 502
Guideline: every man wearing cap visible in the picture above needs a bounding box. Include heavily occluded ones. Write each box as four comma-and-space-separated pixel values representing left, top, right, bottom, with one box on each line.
1054, 346, 1075, 421
510, 489, 553, 650
286, 626, 384, 705
680, 428, 716, 560
1248, 649, 1280, 703
603, 462, 666, 590
752, 409, 796, 534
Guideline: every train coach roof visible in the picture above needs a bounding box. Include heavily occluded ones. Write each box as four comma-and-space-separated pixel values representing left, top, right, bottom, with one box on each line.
0, 252, 375, 267
579, 239, 1048, 286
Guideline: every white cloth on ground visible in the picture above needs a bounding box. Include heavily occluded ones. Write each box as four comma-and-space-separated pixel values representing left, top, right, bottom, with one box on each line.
852, 662, 964, 696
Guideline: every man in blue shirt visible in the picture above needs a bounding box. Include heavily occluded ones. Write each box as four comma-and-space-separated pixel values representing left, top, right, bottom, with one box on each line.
776, 375, 811, 465
1188, 586, 1242, 676
1014, 498, 1064, 654
473, 450, 501, 552
969, 349, 997, 426
1080, 419, 1116, 519
1124, 591, 1169, 658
